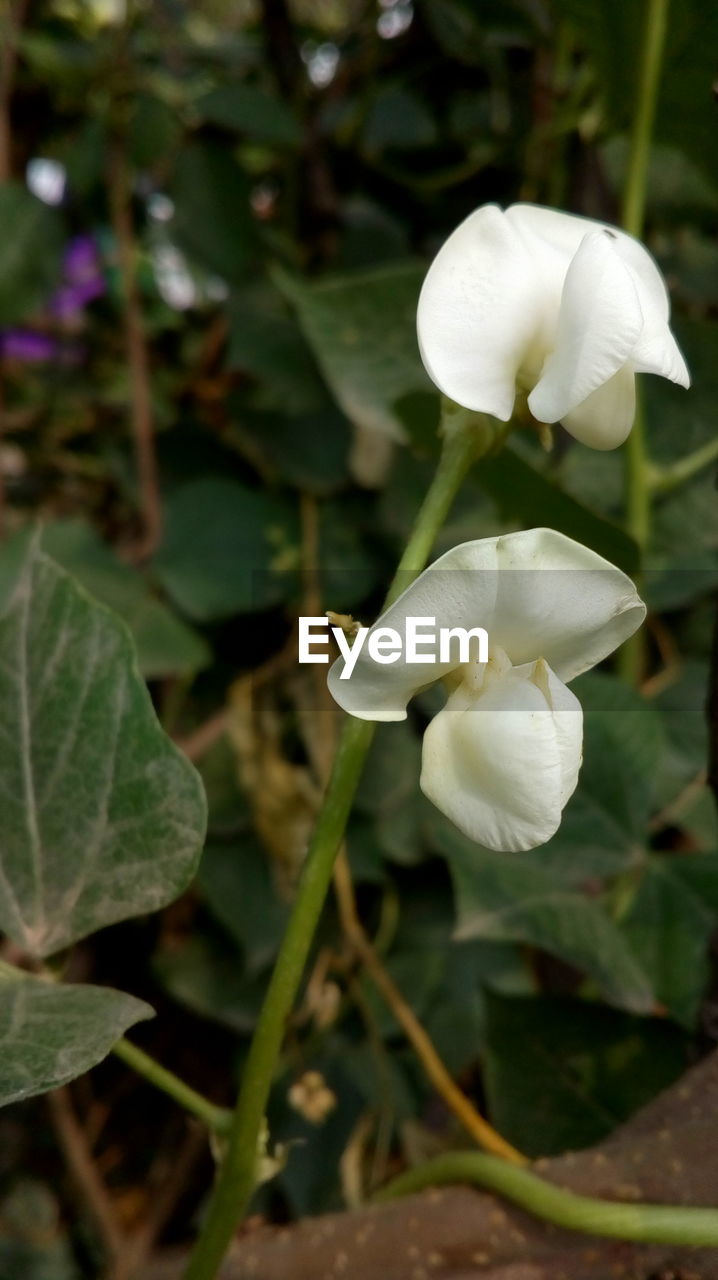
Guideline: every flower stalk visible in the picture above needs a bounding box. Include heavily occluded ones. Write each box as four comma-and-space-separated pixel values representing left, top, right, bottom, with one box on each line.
620, 0, 671, 682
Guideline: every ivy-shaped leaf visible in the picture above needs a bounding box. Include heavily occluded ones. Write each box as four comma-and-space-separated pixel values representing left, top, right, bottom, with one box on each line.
0, 538, 207, 958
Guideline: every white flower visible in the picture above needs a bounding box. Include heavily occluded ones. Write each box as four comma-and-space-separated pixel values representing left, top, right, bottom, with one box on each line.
328, 529, 645, 853
417, 203, 689, 450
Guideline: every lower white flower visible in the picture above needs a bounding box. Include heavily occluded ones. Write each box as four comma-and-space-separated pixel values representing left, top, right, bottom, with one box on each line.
327, 528, 646, 853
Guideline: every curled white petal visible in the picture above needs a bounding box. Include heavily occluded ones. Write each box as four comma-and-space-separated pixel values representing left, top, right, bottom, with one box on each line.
420, 659, 582, 852
528, 232, 644, 425
416, 205, 546, 419
560, 363, 636, 450
327, 528, 645, 720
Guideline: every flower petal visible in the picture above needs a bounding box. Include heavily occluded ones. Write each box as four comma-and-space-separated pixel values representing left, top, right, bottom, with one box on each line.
326, 528, 645, 720
490, 527, 646, 680
327, 540, 501, 721
630, 327, 690, 387
530, 658, 583, 804
416, 205, 546, 419
528, 231, 644, 425
560, 362, 636, 450
420, 661, 582, 852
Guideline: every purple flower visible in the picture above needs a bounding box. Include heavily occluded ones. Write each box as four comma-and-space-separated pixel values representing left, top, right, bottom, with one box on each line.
0, 330, 59, 361
49, 235, 105, 319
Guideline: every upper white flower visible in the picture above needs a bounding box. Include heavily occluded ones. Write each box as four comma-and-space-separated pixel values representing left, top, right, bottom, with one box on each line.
328, 528, 645, 853
417, 203, 690, 450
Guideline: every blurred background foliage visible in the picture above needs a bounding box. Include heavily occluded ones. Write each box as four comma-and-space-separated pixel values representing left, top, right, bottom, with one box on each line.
1, 0, 718, 1271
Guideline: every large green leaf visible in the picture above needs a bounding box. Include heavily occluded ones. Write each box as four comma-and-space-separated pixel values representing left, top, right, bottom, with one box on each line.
541, 674, 665, 879
0, 970, 152, 1106
275, 262, 430, 441
620, 855, 718, 1026
0, 183, 63, 324
40, 520, 211, 679
0, 538, 207, 958
171, 142, 260, 286
198, 837, 290, 974
483, 994, 689, 1157
431, 816, 655, 1013
152, 478, 298, 621
194, 84, 301, 147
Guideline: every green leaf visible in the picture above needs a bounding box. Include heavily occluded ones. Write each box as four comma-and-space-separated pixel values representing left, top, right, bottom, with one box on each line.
40, 520, 211, 678
227, 284, 327, 414
171, 142, 260, 286
153, 932, 267, 1033
355, 721, 429, 865
194, 84, 302, 147
432, 816, 655, 1013
0, 183, 63, 324
653, 661, 710, 800
275, 261, 431, 442
0, 538, 207, 958
198, 838, 290, 974
128, 93, 182, 168
0, 1179, 80, 1280
483, 994, 689, 1158
543, 674, 665, 874
239, 408, 352, 494
152, 478, 298, 621
0, 971, 152, 1106
478, 446, 639, 574
362, 87, 438, 152
621, 855, 717, 1026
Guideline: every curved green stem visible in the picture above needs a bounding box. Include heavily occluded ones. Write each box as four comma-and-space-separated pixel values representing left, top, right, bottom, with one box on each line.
113, 1038, 232, 1135
183, 408, 496, 1280
376, 1152, 718, 1247
649, 436, 718, 495
620, 0, 670, 684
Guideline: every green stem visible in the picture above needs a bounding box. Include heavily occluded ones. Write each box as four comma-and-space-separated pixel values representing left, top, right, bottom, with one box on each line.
619, 0, 670, 684
113, 1038, 232, 1135
376, 1152, 718, 1247
620, 0, 669, 239
182, 409, 493, 1280
649, 436, 718, 495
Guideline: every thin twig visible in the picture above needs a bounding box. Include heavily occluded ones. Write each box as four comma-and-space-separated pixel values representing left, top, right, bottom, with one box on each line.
107, 137, 161, 559
47, 1086, 125, 1270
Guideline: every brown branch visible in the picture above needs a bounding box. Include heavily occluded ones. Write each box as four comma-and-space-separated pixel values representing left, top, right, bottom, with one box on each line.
107, 137, 161, 560
0, 0, 27, 182
47, 1086, 125, 1271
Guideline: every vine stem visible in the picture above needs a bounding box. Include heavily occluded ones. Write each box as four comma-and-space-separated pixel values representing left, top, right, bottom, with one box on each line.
375, 1151, 718, 1246
112, 1038, 232, 1135
182, 409, 497, 1280
619, 0, 670, 684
